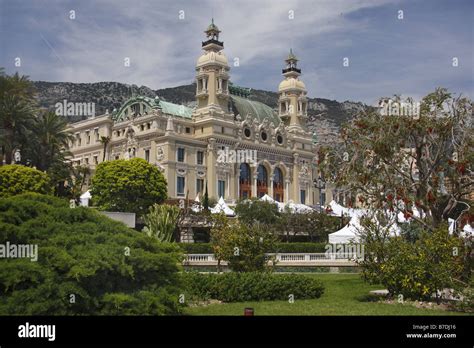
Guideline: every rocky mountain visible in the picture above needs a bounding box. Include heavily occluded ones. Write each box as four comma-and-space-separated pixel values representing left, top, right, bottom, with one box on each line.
32, 81, 369, 143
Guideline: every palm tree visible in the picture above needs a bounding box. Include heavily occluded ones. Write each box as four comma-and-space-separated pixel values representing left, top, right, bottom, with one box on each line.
99, 135, 111, 162
0, 72, 36, 165
27, 111, 74, 171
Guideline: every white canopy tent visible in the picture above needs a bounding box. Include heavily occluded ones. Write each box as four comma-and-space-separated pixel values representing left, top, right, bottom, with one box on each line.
191, 193, 203, 213
396, 208, 425, 223
464, 223, 474, 237
80, 190, 91, 207
210, 197, 235, 216
448, 218, 473, 238
259, 194, 285, 212
328, 208, 401, 244
328, 215, 362, 244
258, 195, 313, 214
328, 200, 364, 218
285, 200, 314, 214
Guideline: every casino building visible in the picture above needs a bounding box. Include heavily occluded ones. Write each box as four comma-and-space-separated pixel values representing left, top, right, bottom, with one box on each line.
68, 20, 328, 206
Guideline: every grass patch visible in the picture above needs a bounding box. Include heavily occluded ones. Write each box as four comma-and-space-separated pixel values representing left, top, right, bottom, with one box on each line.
184, 274, 471, 316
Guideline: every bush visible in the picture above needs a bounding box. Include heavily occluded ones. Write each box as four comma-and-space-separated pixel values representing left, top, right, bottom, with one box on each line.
359, 222, 467, 303
0, 165, 51, 197
234, 199, 281, 227
210, 215, 278, 272
178, 243, 213, 254
0, 193, 184, 315
183, 272, 325, 302
91, 158, 167, 216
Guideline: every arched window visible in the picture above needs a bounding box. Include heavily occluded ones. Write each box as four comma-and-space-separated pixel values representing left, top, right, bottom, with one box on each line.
240, 163, 251, 184
273, 167, 284, 202
239, 163, 251, 199
257, 165, 268, 197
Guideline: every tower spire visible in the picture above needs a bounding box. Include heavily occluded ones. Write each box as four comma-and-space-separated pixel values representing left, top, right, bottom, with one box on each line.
278, 49, 307, 130
195, 19, 230, 113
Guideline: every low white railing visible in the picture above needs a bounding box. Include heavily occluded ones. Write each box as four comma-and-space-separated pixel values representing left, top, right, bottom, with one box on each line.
185, 254, 216, 262
184, 253, 359, 265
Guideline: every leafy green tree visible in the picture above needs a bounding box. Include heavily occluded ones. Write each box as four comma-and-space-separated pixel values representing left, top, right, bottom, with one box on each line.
0, 164, 51, 197
210, 213, 278, 272
91, 158, 167, 215
320, 88, 473, 230
143, 204, 181, 242
235, 198, 281, 227
209, 213, 233, 272
278, 209, 344, 242
0, 193, 184, 315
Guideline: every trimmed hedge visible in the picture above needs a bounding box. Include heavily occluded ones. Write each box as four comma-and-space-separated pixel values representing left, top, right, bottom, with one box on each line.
274, 242, 327, 253
178, 243, 213, 254
178, 242, 327, 254
183, 272, 325, 302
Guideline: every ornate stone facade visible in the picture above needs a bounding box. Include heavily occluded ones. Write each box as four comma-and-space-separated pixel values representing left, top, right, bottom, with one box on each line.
68, 20, 328, 205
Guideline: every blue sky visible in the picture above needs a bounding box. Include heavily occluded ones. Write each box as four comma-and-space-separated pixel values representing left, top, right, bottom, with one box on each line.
0, 0, 472, 104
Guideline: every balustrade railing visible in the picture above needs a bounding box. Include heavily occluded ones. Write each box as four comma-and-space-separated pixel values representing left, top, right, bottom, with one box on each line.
184, 253, 360, 264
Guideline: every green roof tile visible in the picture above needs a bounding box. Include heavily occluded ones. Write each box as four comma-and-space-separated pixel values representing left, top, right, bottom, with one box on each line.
230, 95, 280, 127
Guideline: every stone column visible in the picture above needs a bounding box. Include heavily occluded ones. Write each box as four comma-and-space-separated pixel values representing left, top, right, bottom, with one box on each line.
207, 139, 217, 199
252, 172, 258, 197
236, 168, 241, 199
269, 173, 274, 199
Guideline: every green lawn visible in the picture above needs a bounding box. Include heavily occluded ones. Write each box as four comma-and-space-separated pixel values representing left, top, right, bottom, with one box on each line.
184, 273, 470, 316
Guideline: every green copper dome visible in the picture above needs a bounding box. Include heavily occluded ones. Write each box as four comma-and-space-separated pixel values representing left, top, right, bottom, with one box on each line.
230, 95, 280, 127
112, 96, 192, 122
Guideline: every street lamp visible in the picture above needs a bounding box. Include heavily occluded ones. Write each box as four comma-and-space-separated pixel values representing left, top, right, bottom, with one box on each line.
313, 176, 326, 213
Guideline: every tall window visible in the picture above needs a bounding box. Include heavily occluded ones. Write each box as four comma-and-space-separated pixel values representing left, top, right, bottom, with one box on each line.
86, 131, 90, 144
218, 180, 225, 198
196, 179, 204, 194
300, 190, 306, 204
239, 163, 251, 199
197, 151, 204, 165
273, 167, 284, 202
177, 177, 185, 196
177, 148, 185, 162
145, 149, 150, 162
257, 165, 268, 197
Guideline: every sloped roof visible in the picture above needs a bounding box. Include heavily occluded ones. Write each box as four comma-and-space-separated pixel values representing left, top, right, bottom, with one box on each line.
112, 96, 192, 122
159, 100, 193, 118
230, 94, 280, 126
